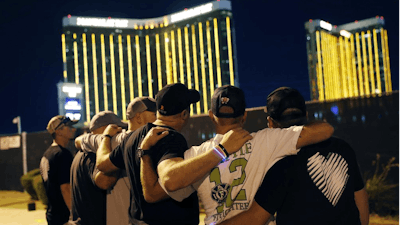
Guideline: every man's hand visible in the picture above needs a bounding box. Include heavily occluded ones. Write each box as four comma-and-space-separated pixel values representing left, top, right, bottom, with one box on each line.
140, 127, 169, 150
220, 128, 253, 154
103, 124, 122, 137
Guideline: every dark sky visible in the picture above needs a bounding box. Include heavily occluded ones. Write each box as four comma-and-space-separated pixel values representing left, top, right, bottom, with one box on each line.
0, 0, 398, 134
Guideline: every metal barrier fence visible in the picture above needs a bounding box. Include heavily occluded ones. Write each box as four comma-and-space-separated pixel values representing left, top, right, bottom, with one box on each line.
1, 92, 398, 191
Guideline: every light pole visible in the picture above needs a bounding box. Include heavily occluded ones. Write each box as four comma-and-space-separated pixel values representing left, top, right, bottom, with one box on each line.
13, 116, 27, 175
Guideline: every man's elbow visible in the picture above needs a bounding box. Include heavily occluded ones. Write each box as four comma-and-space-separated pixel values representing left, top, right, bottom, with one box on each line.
161, 176, 181, 192
143, 193, 158, 203
324, 123, 334, 140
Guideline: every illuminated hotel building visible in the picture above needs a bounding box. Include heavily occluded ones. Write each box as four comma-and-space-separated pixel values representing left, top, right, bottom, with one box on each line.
61, 0, 237, 123
305, 17, 392, 101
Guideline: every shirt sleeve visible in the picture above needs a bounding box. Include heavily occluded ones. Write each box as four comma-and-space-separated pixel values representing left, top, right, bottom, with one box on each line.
109, 142, 126, 169
153, 131, 188, 165
254, 156, 294, 215
57, 150, 73, 185
81, 134, 103, 152
346, 144, 365, 191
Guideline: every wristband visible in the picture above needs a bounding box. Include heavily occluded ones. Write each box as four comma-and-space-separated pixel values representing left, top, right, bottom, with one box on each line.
103, 134, 112, 139
213, 145, 229, 163
218, 144, 229, 158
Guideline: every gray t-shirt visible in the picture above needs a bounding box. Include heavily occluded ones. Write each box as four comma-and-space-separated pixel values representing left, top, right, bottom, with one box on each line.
80, 130, 131, 225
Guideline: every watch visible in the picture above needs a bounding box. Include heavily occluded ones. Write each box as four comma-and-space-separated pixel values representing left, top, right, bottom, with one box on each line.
137, 148, 153, 159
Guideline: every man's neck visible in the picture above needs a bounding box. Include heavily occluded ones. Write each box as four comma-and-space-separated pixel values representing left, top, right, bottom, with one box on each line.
153, 119, 182, 131
128, 120, 142, 132
53, 138, 68, 148
215, 123, 243, 135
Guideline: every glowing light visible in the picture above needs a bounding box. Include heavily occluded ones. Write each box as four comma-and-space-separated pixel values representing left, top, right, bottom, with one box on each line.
319, 20, 332, 31
76, 17, 128, 28
340, 30, 351, 38
67, 14, 71, 18
62, 86, 82, 98
171, 3, 213, 23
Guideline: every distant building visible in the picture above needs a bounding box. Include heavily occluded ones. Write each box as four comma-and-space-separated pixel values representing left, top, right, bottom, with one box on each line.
61, 0, 238, 123
305, 17, 392, 101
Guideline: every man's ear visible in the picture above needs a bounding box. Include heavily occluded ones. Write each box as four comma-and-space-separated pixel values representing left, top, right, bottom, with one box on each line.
208, 109, 217, 124
267, 116, 275, 128
135, 112, 142, 124
181, 109, 189, 120
241, 111, 247, 125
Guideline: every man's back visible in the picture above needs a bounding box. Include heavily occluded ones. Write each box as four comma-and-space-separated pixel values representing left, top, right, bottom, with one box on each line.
70, 150, 106, 225
40, 145, 73, 225
109, 123, 199, 224
255, 137, 363, 225
185, 126, 303, 224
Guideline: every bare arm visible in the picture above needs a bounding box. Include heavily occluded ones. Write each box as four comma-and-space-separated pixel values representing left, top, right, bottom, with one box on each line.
60, 183, 71, 210
355, 188, 369, 225
157, 128, 253, 192
296, 121, 334, 149
219, 201, 271, 225
96, 125, 121, 174
94, 171, 119, 190
140, 127, 171, 203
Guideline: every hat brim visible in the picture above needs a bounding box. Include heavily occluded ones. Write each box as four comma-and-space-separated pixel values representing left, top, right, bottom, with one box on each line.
188, 89, 200, 104
65, 120, 79, 126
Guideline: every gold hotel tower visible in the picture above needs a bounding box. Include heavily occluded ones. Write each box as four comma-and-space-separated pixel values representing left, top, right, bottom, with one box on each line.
61, 0, 238, 123
305, 17, 392, 101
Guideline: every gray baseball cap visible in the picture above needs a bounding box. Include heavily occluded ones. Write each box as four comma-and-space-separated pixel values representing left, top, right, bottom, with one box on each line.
89, 111, 127, 132
126, 97, 156, 119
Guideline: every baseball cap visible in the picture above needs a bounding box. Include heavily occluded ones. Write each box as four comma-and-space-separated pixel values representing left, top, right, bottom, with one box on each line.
126, 97, 157, 119
47, 115, 79, 134
265, 87, 306, 122
211, 85, 246, 118
89, 111, 127, 132
156, 83, 200, 116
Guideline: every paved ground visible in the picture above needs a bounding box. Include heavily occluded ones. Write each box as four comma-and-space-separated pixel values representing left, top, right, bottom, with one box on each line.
0, 191, 397, 225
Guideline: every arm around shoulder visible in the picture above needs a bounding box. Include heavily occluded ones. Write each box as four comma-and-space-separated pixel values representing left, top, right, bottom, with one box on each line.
296, 120, 334, 149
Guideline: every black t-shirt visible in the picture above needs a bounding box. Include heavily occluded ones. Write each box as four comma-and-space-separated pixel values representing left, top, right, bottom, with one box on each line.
109, 123, 199, 225
255, 137, 364, 225
70, 150, 106, 225
40, 145, 73, 225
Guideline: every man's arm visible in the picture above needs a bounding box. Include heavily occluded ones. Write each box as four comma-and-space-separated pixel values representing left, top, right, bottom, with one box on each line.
94, 171, 119, 190
60, 183, 71, 210
96, 125, 122, 174
140, 127, 170, 203
355, 188, 369, 225
296, 121, 334, 149
158, 128, 253, 192
219, 201, 271, 225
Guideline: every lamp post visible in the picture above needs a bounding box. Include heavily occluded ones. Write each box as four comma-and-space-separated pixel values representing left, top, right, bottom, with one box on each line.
13, 116, 27, 175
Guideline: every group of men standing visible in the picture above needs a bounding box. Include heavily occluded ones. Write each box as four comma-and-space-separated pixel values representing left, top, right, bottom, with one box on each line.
39, 83, 369, 225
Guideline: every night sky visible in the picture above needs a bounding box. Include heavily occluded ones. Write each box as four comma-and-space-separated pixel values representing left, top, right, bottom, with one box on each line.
0, 0, 398, 134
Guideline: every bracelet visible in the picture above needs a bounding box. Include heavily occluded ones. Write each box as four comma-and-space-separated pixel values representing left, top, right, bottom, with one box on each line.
218, 144, 229, 158
213, 145, 229, 163
103, 134, 112, 139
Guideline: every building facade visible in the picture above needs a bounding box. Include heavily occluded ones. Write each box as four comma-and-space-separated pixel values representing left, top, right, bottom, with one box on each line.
305, 17, 392, 101
61, 0, 238, 123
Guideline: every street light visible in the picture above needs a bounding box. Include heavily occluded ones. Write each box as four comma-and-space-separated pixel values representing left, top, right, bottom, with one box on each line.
12, 116, 27, 175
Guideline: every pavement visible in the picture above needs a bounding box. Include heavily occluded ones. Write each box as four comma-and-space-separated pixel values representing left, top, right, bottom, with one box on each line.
0, 191, 206, 225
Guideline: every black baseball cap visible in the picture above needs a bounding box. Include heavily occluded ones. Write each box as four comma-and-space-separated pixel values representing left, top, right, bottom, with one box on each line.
211, 85, 246, 118
156, 83, 200, 116
265, 87, 306, 122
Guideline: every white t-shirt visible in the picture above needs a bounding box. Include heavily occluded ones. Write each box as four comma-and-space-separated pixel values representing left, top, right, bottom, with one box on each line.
166, 126, 303, 225
80, 130, 131, 225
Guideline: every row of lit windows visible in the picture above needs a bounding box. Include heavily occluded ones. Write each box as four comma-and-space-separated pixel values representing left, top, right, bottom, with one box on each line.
62, 17, 236, 122
311, 28, 392, 101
